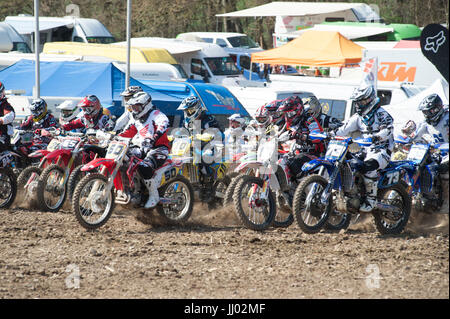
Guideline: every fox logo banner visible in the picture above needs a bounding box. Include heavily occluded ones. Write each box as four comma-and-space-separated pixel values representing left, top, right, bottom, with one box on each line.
420, 24, 449, 83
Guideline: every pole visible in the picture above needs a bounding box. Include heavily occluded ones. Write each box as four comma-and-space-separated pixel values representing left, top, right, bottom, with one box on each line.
125, 0, 131, 89
34, 0, 40, 99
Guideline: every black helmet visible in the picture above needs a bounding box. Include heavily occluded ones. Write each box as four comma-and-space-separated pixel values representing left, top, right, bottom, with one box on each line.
29, 98, 48, 122
418, 94, 444, 126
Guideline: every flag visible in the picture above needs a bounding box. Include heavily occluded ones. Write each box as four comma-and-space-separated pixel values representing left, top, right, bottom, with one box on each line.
361, 57, 378, 92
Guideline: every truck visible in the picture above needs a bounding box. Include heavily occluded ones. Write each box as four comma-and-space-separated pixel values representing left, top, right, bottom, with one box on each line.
113, 37, 248, 85
3, 15, 115, 53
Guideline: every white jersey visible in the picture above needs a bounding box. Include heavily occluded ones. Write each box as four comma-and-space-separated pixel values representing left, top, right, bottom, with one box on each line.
413, 109, 449, 144
224, 127, 245, 153
120, 109, 170, 149
336, 106, 394, 152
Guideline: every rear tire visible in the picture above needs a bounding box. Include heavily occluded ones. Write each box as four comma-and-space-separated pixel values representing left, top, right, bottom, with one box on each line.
156, 176, 194, 224
0, 168, 17, 209
373, 184, 411, 235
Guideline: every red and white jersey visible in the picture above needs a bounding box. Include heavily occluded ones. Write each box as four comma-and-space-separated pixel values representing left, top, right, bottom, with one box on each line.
119, 109, 170, 149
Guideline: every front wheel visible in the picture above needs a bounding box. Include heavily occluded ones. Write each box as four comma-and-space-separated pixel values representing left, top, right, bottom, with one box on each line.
292, 174, 331, 234
373, 184, 411, 235
232, 175, 276, 231
37, 164, 67, 212
72, 173, 115, 230
0, 168, 17, 209
156, 176, 194, 224
16, 166, 42, 199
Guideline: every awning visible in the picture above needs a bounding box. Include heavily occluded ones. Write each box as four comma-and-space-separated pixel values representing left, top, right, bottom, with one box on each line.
285, 24, 394, 40
4, 17, 73, 35
252, 30, 363, 67
216, 1, 364, 17
113, 38, 202, 55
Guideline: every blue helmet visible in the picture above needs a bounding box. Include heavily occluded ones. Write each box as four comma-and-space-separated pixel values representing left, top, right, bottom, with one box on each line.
177, 96, 204, 124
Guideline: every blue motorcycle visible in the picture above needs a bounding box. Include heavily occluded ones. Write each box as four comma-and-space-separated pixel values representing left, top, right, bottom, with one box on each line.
393, 135, 449, 213
292, 131, 412, 235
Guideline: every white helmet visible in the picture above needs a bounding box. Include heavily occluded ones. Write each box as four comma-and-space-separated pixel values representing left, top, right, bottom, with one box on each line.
57, 100, 79, 123
126, 91, 154, 120
228, 114, 245, 125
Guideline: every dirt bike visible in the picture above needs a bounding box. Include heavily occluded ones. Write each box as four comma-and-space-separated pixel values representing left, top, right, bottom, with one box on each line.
394, 134, 449, 214
169, 132, 230, 208
35, 129, 107, 212
72, 135, 194, 230
293, 131, 412, 235
231, 130, 303, 231
16, 128, 62, 203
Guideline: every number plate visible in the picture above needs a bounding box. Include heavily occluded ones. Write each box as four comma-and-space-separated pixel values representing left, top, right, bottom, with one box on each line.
407, 144, 428, 163
106, 141, 127, 159
171, 137, 191, 157
325, 140, 347, 160
61, 137, 80, 149
47, 139, 61, 151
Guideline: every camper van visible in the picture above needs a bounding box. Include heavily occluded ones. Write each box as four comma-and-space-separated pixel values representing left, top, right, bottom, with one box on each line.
0, 22, 32, 53
176, 32, 262, 50
113, 37, 247, 85
42, 42, 187, 76
4, 15, 115, 53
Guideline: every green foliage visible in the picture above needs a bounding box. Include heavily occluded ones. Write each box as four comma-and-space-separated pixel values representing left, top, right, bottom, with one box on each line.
0, 0, 448, 49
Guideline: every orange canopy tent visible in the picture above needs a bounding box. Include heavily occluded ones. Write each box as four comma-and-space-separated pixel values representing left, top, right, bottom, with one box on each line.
251, 30, 364, 67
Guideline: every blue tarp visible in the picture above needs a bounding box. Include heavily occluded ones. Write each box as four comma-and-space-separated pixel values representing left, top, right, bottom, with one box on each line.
0, 59, 249, 119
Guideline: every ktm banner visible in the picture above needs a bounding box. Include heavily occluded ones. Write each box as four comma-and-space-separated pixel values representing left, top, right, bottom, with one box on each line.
420, 24, 449, 83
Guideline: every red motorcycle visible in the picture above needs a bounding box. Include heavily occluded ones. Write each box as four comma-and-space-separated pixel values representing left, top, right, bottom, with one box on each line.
35, 129, 107, 212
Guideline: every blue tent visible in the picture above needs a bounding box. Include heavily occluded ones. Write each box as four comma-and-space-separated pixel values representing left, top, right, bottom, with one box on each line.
0, 59, 249, 122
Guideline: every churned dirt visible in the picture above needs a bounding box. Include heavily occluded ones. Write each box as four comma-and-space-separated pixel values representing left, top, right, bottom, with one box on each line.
0, 196, 448, 300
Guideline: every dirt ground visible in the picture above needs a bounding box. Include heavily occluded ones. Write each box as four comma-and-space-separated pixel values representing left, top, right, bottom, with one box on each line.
0, 196, 448, 300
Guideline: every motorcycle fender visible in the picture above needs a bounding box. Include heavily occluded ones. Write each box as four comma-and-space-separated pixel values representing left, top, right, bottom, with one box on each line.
301, 159, 333, 174
235, 161, 262, 172
159, 165, 180, 186
81, 158, 116, 174
45, 149, 71, 166
29, 149, 50, 158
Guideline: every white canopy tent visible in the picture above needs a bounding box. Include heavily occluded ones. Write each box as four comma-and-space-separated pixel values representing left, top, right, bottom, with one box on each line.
215, 2, 374, 18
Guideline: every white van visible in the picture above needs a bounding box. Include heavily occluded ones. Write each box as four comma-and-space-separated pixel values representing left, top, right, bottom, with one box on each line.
112, 62, 187, 81
114, 37, 247, 85
4, 15, 115, 53
0, 22, 32, 53
176, 32, 262, 50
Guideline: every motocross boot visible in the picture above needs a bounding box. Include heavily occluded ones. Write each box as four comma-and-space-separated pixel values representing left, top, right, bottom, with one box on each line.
360, 176, 378, 213
143, 178, 160, 209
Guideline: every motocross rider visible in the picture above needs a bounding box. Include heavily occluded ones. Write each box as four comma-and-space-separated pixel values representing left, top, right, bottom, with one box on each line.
20, 98, 59, 145
57, 100, 82, 130
335, 84, 395, 213
264, 99, 285, 130
0, 82, 16, 152
302, 95, 342, 131
176, 96, 223, 202
62, 95, 115, 132
413, 94, 449, 144
392, 120, 417, 161
224, 113, 246, 160
413, 94, 449, 177
119, 91, 170, 209
279, 96, 325, 180
114, 86, 144, 133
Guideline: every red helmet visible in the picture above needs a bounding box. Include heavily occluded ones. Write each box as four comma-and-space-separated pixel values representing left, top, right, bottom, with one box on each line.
78, 95, 101, 120
254, 105, 271, 127
279, 96, 304, 127
264, 99, 283, 122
